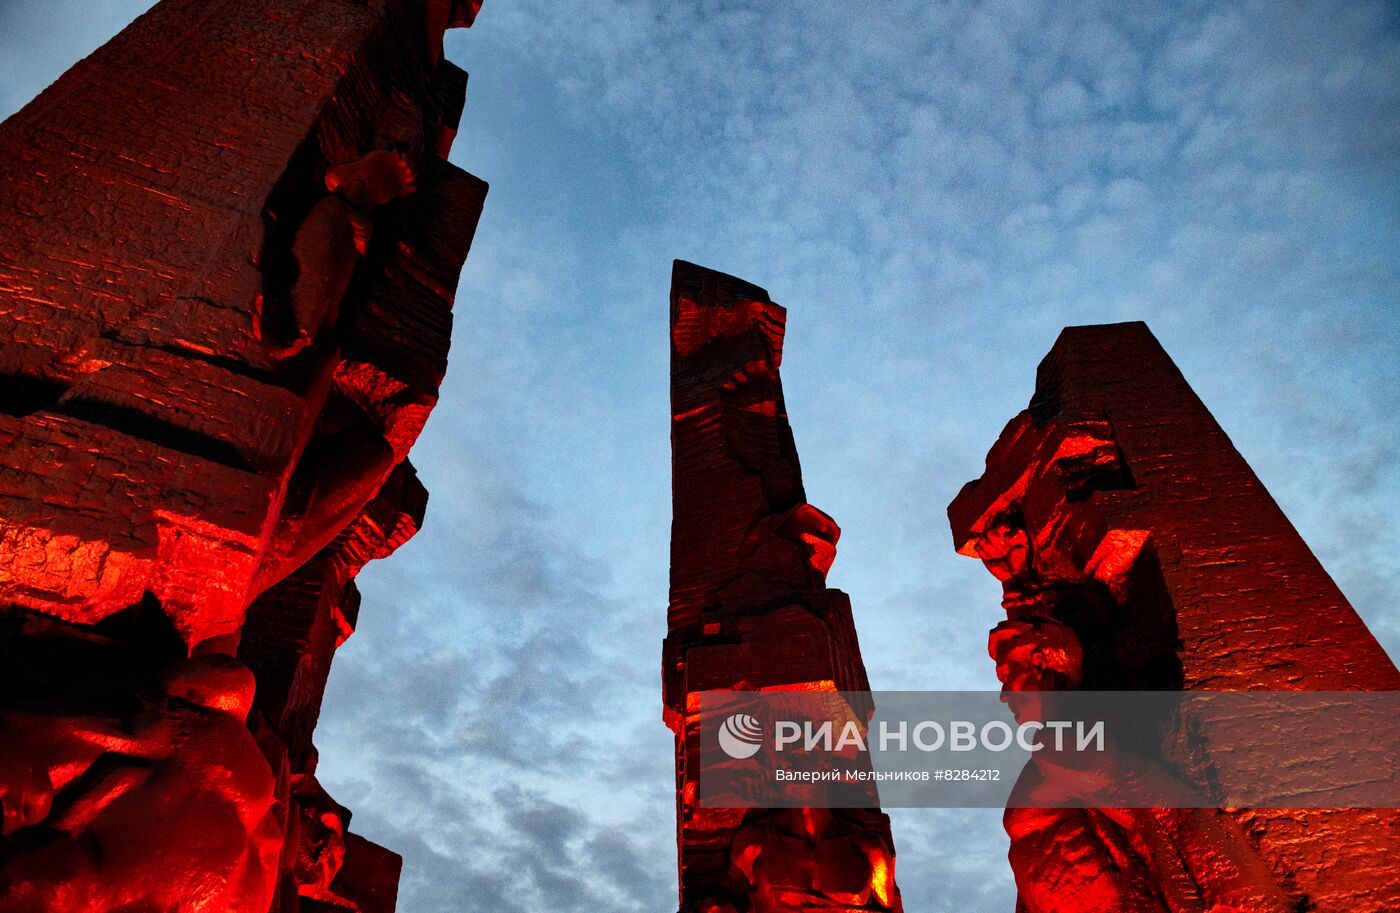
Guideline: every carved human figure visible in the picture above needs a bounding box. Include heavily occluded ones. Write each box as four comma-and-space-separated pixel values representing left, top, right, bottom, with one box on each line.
738, 502, 842, 582
0, 655, 281, 913
254, 417, 397, 595
779, 503, 841, 576
965, 501, 1296, 913
276, 146, 420, 354
290, 774, 349, 901
325, 149, 417, 211
728, 808, 898, 913
280, 195, 365, 353
967, 508, 1032, 584
257, 137, 428, 583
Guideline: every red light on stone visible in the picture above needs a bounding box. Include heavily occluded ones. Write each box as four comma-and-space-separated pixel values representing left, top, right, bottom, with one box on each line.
665, 261, 902, 913
0, 2, 489, 910
950, 322, 1400, 913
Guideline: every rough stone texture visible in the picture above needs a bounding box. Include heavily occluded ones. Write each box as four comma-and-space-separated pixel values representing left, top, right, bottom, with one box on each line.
949, 321, 1400, 913
0, 2, 487, 911
665, 261, 903, 913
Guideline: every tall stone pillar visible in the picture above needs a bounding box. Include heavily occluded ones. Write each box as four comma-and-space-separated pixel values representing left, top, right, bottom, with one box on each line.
0, 2, 487, 911
664, 260, 903, 913
949, 321, 1400, 912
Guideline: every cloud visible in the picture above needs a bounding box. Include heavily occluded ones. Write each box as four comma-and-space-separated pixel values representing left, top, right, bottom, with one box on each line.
1038, 78, 1093, 124
438, 4, 1400, 909
317, 438, 676, 910
0, 1, 155, 117
313, 207, 679, 910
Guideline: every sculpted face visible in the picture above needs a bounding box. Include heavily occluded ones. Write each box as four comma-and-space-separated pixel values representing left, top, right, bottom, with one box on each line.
780, 503, 841, 577
989, 618, 1084, 694
969, 508, 1032, 584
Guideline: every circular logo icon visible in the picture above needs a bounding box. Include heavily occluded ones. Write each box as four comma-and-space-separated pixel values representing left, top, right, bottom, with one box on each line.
718, 712, 764, 760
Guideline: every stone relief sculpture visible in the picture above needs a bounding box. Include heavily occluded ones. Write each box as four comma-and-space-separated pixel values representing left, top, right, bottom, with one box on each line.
1, 1, 1395, 911
0, 1, 487, 910
950, 322, 1400, 913
665, 261, 902, 913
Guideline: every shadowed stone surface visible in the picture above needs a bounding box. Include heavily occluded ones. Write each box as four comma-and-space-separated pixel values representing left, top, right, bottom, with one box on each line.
950, 321, 1400, 913
0, 2, 486, 911
665, 260, 903, 913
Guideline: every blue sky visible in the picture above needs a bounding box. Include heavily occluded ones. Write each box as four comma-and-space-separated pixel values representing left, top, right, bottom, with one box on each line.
4, 2, 1399, 911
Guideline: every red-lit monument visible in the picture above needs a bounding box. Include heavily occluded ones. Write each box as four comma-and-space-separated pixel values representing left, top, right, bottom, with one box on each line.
0, 2, 487, 910
949, 322, 1400, 913
5, 1, 1398, 910
664, 261, 903, 913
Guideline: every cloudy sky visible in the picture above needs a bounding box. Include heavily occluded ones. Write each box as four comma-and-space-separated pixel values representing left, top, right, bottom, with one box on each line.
5, 1, 1399, 911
